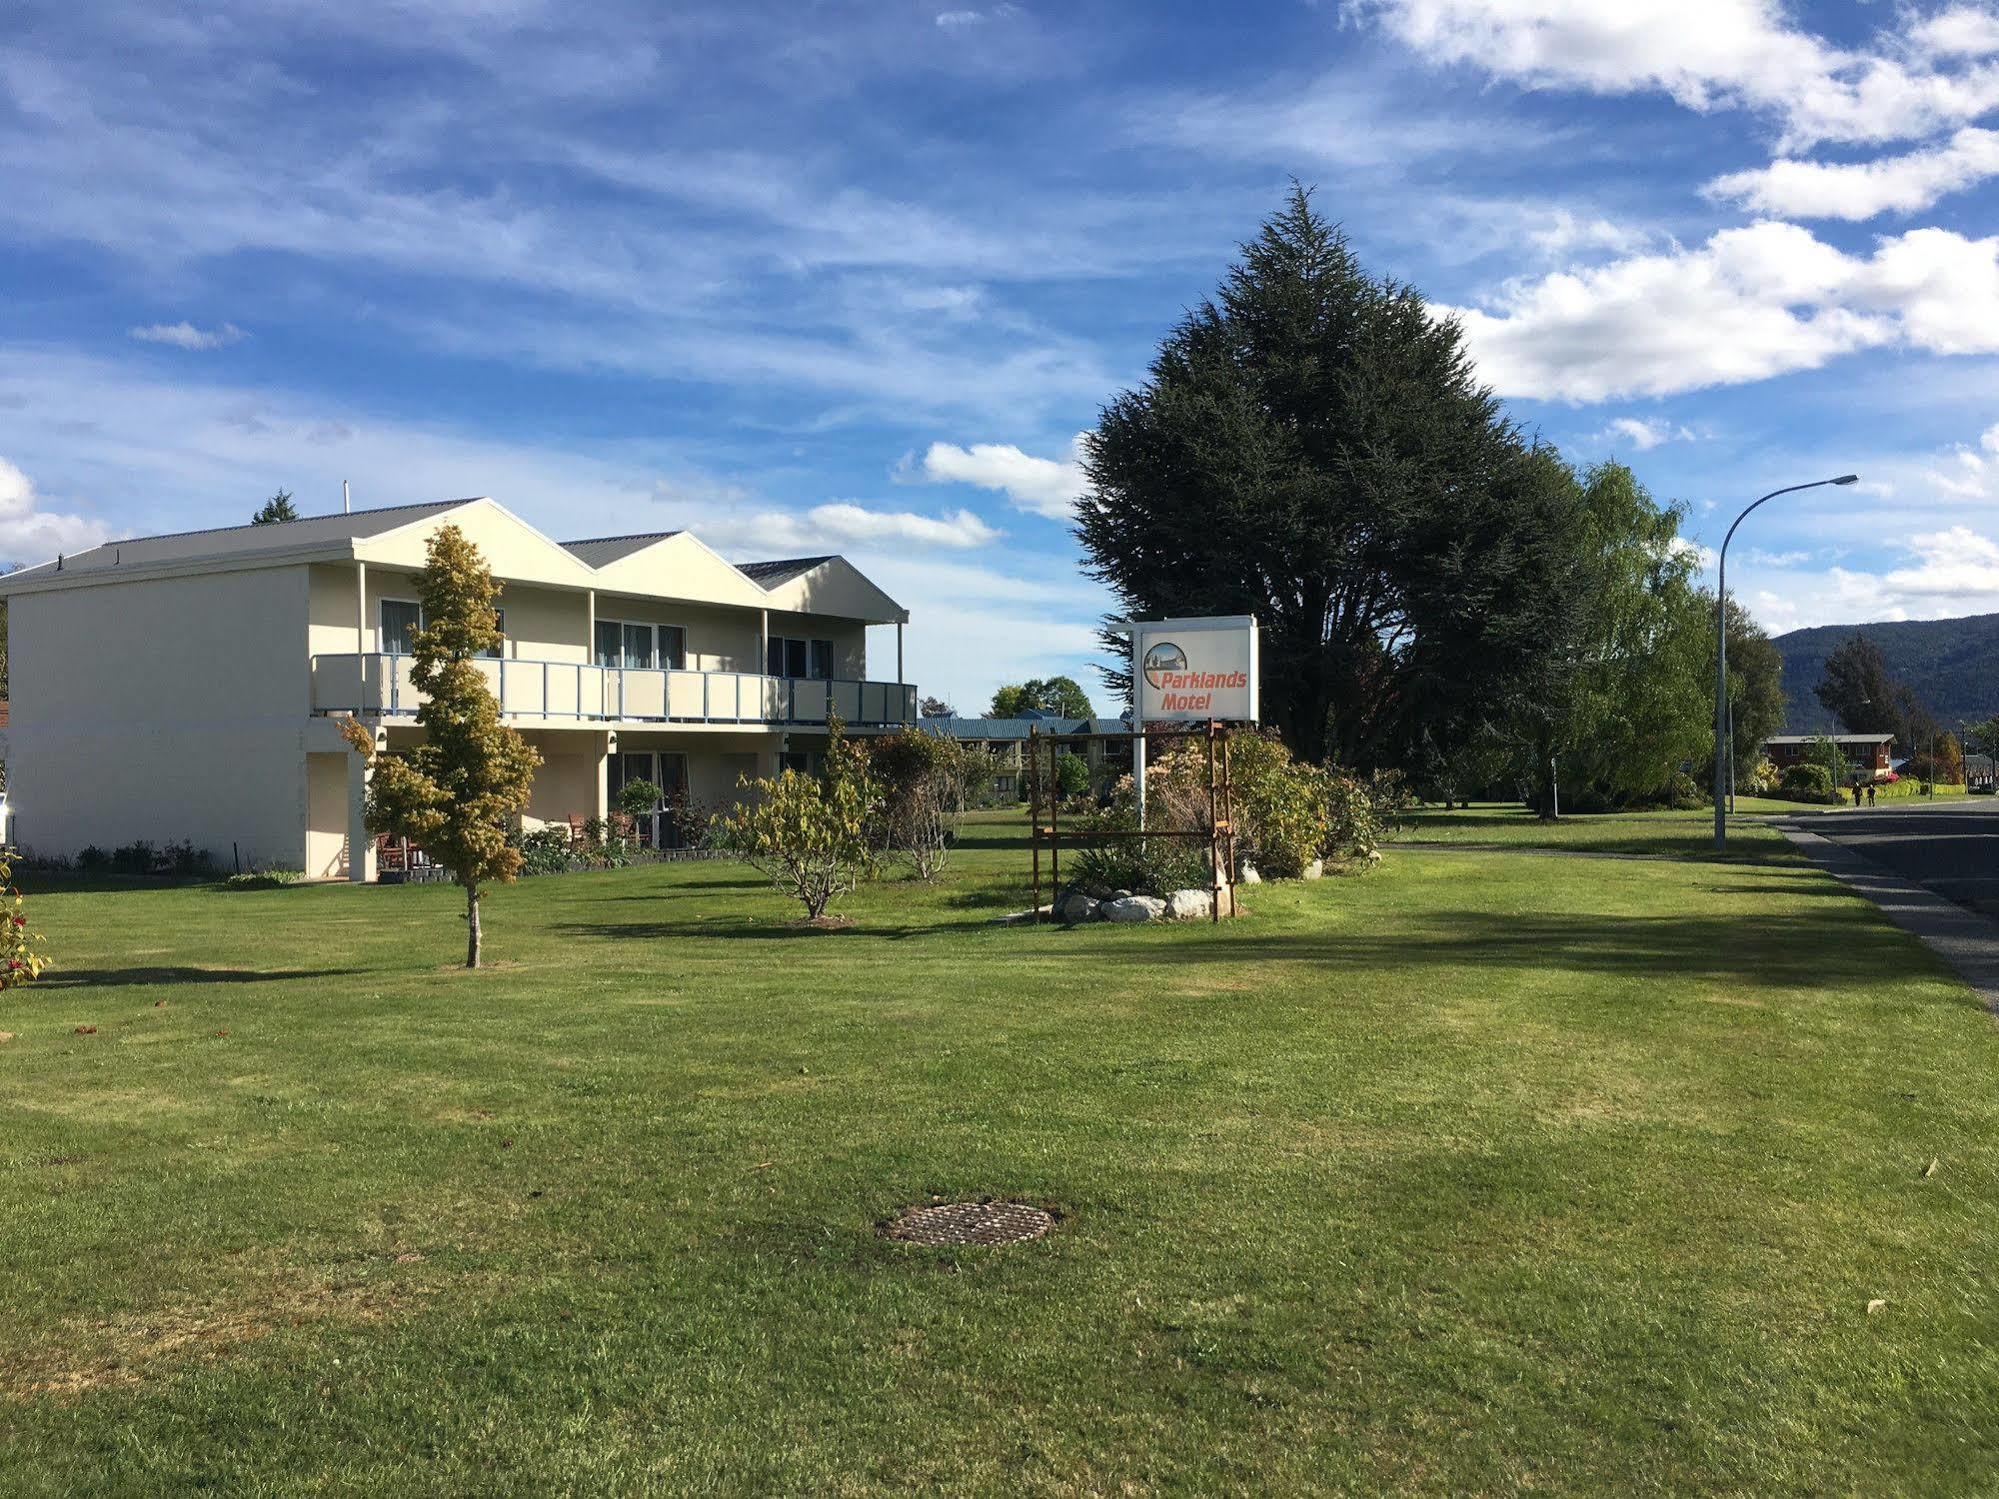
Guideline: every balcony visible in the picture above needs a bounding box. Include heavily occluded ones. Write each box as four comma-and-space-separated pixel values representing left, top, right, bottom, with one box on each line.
311, 653, 917, 728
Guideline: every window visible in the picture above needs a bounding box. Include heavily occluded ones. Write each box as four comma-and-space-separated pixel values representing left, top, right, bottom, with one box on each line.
767, 635, 835, 680
381, 600, 422, 655
381, 601, 503, 658
779, 750, 823, 776
596, 619, 685, 670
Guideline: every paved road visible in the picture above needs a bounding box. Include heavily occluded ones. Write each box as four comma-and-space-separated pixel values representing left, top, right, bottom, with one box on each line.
1783, 797, 1999, 915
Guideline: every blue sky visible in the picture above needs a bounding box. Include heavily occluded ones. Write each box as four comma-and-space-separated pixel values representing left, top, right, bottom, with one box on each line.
5, 1, 1999, 712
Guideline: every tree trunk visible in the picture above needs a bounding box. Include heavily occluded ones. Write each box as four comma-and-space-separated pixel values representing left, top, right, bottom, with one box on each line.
465, 882, 482, 969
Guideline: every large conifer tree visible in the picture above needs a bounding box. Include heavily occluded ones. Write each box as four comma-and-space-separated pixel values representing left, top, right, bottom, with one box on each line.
1077, 187, 1568, 768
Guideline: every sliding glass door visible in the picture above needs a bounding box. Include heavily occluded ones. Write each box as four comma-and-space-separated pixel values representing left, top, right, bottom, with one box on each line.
610, 751, 690, 848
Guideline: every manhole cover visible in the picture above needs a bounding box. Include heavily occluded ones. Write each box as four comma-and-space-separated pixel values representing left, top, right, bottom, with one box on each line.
884, 1200, 1055, 1246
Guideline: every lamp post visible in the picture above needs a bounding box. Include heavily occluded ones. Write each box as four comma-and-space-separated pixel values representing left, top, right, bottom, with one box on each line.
1715, 474, 1860, 847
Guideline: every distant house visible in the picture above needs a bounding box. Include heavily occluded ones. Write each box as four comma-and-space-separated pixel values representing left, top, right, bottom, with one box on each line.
919, 710, 1131, 801
1760, 733, 1894, 782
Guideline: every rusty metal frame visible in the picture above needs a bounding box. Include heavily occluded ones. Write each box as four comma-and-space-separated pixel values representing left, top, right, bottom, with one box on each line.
1027, 722, 1236, 924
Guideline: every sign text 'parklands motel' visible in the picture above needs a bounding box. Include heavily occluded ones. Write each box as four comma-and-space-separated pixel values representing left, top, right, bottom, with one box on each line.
1128, 616, 1260, 723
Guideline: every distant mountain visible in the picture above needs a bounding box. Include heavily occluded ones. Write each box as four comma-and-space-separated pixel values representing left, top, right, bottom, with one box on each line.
1773, 613, 1999, 733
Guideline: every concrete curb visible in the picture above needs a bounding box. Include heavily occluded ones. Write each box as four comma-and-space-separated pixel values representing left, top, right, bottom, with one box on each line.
1777, 823, 1999, 1014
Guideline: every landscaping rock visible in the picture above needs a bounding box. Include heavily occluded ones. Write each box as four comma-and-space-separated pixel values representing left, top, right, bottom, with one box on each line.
1165, 888, 1212, 921
1239, 864, 1262, 885
1301, 858, 1325, 880
1055, 889, 1101, 924
1102, 895, 1167, 923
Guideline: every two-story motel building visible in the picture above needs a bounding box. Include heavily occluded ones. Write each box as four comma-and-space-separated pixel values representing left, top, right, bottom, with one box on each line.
0, 497, 915, 880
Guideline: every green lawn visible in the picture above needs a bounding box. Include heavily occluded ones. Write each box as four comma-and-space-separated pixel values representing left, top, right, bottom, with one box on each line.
4, 813, 1998, 1494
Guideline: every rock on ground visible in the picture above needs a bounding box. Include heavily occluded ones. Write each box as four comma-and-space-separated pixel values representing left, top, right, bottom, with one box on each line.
1165, 888, 1213, 921
1102, 895, 1168, 923
1055, 889, 1101, 923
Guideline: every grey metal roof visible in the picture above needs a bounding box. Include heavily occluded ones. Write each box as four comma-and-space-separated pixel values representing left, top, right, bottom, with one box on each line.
1763, 733, 1894, 745
559, 531, 682, 566
0, 498, 477, 581
917, 716, 1128, 740
736, 556, 835, 586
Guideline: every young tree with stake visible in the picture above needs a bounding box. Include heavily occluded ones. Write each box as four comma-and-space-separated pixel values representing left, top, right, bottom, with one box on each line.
341, 525, 540, 967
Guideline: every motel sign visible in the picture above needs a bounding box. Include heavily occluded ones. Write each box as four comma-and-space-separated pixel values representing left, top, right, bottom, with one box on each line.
1129, 615, 1260, 723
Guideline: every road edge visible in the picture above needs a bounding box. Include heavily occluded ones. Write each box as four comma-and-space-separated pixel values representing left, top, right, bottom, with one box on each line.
1777, 823, 1999, 1015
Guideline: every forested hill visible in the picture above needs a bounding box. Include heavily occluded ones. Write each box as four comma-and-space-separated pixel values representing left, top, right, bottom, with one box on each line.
1774, 613, 1999, 732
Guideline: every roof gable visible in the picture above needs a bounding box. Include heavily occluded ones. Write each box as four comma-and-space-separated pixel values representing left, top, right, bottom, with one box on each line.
749, 554, 907, 625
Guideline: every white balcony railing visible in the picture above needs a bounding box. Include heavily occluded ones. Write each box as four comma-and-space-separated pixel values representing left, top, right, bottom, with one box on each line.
311, 653, 918, 727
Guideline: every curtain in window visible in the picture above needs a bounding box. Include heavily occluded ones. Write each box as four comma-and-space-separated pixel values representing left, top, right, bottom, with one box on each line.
381, 600, 422, 655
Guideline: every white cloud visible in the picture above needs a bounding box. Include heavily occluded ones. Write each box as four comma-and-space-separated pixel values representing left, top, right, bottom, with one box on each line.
936, 6, 1017, 26
1597, 415, 1697, 450
128, 321, 247, 350
1445, 221, 1999, 402
1528, 210, 1648, 260
1668, 536, 1719, 573
1705, 127, 1999, 219
1909, 6, 1999, 61
0, 455, 109, 568
1985, 421, 1999, 454
703, 502, 1000, 554
1357, 0, 1999, 146
918, 434, 1087, 519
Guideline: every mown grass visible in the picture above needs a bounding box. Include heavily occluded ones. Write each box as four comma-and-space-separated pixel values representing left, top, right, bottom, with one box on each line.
2, 812, 1997, 1494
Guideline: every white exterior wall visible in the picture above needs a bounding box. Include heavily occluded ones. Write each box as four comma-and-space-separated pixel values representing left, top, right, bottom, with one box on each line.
7, 565, 315, 869
767, 611, 867, 679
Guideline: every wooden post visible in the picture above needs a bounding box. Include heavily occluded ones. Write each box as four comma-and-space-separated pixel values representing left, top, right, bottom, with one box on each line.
1049, 732, 1060, 913
1029, 726, 1041, 922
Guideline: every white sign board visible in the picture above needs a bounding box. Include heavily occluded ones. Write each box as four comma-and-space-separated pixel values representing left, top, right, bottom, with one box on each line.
1129, 615, 1259, 723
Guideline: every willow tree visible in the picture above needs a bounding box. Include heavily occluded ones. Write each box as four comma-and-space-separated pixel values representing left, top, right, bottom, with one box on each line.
341, 525, 539, 967
1078, 185, 1564, 770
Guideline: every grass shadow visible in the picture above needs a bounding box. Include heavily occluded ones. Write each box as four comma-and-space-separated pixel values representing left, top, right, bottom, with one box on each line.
39, 966, 364, 988
1107, 907, 1965, 998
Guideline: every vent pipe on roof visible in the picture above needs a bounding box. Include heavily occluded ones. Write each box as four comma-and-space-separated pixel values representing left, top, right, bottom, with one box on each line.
343, 479, 351, 514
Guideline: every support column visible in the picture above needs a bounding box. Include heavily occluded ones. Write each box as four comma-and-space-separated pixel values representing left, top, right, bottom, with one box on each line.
595, 732, 611, 821
586, 588, 596, 660
355, 560, 368, 653
759, 609, 770, 675
346, 744, 376, 884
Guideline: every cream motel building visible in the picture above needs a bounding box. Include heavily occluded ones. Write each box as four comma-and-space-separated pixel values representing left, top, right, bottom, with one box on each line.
0, 497, 915, 880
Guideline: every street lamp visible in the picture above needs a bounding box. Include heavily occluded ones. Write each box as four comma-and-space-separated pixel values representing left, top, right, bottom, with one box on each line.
1715, 474, 1860, 847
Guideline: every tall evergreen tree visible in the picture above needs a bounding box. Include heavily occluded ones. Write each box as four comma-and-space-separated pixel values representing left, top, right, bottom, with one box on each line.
341, 525, 539, 967
1814, 633, 1937, 753
1078, 186, 1561, 768
252, 489, 300, 525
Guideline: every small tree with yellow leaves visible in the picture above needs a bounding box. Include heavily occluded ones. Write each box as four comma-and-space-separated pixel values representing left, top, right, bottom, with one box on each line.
713, 716, 878, 920
341, 525, 540, 967
1, 847, 49, 989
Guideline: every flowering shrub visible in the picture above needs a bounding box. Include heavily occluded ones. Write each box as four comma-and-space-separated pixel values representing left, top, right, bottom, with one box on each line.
1, 848, 49, 989
712, 718, 879, 919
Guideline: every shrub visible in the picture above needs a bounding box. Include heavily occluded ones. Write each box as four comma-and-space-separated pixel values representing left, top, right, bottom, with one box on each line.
1776, 762, 1841, 804
1665, 771, 1707, 810
864, 730, 974, 880
512, 827, 575, 877
1319, 767, 1383, 866
112, 841, 156, 875
224, 870, 303, 890
0, 847, 49, 989
165, 840, 213, 877
1067, 798, 1209, 898
712, 720, 878, 920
